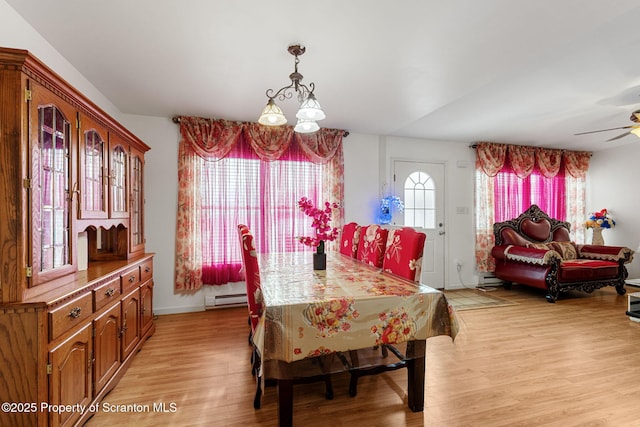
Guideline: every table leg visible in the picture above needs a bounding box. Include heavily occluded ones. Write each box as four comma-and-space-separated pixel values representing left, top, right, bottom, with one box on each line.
406, 340, 426, 412
277, 379, 294, 427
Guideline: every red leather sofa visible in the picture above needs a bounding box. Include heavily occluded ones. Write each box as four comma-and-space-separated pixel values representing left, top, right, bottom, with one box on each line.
491, 205, 634, 302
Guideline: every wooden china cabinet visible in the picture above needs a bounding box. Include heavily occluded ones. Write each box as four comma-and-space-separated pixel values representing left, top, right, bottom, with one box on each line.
0, 47, 155, 427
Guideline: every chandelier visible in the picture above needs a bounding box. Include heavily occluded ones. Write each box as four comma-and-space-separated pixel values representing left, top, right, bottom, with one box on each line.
258, 44, 326, 133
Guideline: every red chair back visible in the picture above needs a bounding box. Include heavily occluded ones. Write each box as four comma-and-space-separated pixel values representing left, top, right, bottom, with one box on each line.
238, 224, 263, 331
383, 227, 426, 282
340, 222, 361, 258
357, 225, 389, 268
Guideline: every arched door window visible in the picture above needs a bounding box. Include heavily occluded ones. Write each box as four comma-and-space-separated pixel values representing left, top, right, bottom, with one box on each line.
404, 171, 435, 228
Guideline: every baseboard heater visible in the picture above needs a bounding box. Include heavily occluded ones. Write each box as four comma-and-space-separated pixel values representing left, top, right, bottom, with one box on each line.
478, 273, 503, 285
205, 293, 247, 308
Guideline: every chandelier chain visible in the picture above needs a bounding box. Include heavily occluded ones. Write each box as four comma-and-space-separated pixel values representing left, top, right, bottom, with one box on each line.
265, 48, 315, 103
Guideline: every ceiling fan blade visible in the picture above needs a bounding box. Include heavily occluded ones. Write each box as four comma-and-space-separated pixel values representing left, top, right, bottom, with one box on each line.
606, 131, 632, 142
574, 125, 633, 136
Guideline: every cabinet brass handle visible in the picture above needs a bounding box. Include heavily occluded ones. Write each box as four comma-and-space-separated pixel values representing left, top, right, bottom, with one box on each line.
105, 288, 115, 297
129, 276, 136, 283
69, 307, 82, 318
144, 267, 151, 273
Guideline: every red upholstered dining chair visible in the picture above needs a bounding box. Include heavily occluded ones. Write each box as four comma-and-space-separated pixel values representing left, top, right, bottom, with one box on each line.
237, 224, 268, 409
237, 225, 263, 371
382, 227, 427, 282
347, 227, 426, 398
237, 224, 334, 409
356, 225, 389, 268
238, 224, 263, 336
339, 222, 361, 258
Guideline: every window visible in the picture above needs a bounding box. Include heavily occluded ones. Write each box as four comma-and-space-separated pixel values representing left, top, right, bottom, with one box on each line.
403, 171, 435, 228
198, 139, 325, 284
491, 163, 566, 223
173, 117, 345, 290
474, 143, 589, 273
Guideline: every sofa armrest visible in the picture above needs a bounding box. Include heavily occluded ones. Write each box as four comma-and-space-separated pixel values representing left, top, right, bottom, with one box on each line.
578, 245, 634, 264
491, 245, 510, 261
492, 244, 561, 266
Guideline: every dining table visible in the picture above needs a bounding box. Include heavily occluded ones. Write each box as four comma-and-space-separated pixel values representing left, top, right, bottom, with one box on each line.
251, 251, 459, 427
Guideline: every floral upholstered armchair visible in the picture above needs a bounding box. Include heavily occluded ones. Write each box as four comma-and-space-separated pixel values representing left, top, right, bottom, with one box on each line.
491, 205, 634, 303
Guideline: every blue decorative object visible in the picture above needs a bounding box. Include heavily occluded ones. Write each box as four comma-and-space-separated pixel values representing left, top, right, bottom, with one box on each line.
377, 195, 404, 224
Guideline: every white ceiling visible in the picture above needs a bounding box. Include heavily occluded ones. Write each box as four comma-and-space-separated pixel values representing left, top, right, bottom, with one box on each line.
7, 0, 640, 152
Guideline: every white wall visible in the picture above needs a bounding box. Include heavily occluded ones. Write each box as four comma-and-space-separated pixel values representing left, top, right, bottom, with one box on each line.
343, 133, 381, 224
118, 115, 206, 314
0, 1, 201, 314
343, 134, 478, 289
6, 0, 635, 312
0, 0, 487, 313
588, 143, 640, 279
129, 129, 477, 313
0, 1, 122, 122
381, 136, 477, 288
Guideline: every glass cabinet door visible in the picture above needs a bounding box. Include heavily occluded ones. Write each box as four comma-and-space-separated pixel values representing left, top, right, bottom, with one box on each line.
30, 85, 77, 285
108, 135, 128, 219
129, 146, 145, 255
78, 114, 108, 219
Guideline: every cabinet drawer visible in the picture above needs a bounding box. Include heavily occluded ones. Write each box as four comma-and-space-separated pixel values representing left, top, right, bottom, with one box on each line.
93, 277, 122, 311
121, 266, 140, 294
49, 293, 93, 341
140, 259, 153, 283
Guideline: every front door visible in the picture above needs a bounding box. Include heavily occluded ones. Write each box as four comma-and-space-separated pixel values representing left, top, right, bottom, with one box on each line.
393, 160, 445, 288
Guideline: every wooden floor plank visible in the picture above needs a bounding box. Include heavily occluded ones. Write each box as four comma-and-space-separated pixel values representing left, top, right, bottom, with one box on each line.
85, 285, 640, 426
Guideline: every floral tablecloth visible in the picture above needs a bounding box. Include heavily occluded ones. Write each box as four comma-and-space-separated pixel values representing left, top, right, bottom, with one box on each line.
252, 252, 458, 365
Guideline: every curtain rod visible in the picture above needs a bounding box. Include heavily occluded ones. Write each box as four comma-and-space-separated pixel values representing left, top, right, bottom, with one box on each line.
469, 142, 592, 155
171, 116, 349, 137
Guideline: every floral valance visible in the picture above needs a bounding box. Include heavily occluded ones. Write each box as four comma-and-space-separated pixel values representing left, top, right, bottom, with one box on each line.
508, 145, 535, 179
475, 142, 591, 179
178, 116, 243, 160
178, 116, 345, 163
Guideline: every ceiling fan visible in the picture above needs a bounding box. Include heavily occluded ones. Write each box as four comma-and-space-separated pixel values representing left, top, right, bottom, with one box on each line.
574, 109, 640, 142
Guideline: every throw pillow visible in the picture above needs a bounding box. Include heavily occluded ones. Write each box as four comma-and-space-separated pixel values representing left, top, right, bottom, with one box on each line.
549, 241, 577, 260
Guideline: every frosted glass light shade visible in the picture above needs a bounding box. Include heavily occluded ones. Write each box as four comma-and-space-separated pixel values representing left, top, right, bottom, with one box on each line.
294, 119, 319, 133
295, 93, 326, 121
258, 99, 287, 126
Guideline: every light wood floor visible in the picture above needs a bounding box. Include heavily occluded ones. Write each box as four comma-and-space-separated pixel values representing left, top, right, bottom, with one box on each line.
85, 285, 640, 427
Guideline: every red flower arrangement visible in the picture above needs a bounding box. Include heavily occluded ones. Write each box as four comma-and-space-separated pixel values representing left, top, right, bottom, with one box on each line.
297, 197, 339, 254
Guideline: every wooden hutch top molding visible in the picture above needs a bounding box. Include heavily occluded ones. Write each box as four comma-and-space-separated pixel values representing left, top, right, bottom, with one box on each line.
0, 46, 149, 153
